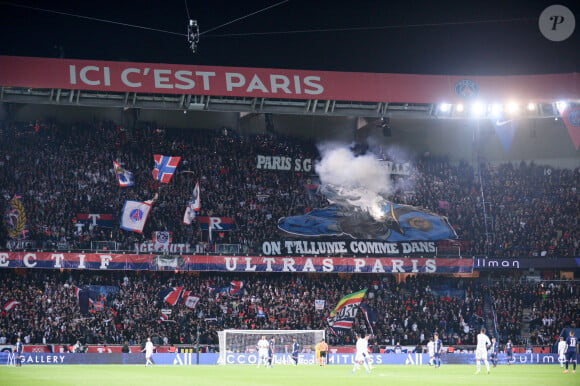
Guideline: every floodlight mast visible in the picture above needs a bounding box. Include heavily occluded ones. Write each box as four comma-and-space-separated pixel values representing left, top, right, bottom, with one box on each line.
187, 19, 199, 53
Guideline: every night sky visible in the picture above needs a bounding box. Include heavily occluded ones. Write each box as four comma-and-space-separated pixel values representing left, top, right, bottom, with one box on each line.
0, 0, 578, 75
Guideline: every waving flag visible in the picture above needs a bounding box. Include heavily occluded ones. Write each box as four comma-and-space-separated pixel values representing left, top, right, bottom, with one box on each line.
562, 107, 580, 150
229, 281, 244, 297
3, 300, 20, 312
113, 161, 134, 187
327, 289, 367, 332
120, 200, 152, 233
190, 181, 201, 211
152, 154, 181, 183
183, 181, 201, 225
360, 303, 379, 334
77, 287, 98, 315
153, 231, 172, 250
158, 287, 184, 306
182, 291, 200, 309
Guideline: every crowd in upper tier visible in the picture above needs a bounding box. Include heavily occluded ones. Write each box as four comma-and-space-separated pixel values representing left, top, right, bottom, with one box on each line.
1, 270, 577, 348
0, 119, 578, 257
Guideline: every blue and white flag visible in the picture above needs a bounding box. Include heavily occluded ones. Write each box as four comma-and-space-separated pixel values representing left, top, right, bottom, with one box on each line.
120, 200, 152, 234
113, 161, 134, 187
183, 181, 201, 225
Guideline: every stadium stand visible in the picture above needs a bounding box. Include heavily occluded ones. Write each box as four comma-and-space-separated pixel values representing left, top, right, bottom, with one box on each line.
0, 120, 578, 258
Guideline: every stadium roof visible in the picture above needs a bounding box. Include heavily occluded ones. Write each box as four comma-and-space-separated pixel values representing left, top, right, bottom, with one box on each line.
0, 56, 578, 118
0, 1, 578, 75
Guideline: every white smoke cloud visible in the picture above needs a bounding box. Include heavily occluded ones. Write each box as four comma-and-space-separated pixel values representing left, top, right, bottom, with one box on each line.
315, 144, 392, 219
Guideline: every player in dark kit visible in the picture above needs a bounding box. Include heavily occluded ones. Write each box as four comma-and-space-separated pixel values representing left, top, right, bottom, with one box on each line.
291, 337, 300, 365
490, 337, 499, 367
15, 337, 23, 367
268, 337, 275, 368
563, 330, 577, 374
505, 339, 513, 365
433, 333, 443, 368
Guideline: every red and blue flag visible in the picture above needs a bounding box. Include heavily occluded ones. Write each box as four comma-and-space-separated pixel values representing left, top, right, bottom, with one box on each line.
152, 154, 181, 183
158, 286, 184, 306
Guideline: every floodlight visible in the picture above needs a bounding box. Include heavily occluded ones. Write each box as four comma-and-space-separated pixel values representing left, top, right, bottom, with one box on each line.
439, 103, 451, 112
455, 103, 464, 113
527, 102, 536, 111
506, 102, 519, 114
490, 103, 503, 117
556, 100, 568, 113
471, 102, 485, 116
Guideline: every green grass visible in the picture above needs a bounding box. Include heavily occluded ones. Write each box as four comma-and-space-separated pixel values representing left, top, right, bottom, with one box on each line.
0, 364, 577, 386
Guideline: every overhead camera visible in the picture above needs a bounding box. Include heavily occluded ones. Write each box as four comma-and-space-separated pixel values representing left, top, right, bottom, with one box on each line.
187, 19, 200, 53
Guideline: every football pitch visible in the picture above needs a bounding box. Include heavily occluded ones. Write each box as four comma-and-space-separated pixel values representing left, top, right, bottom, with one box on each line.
0, 364, 576, 386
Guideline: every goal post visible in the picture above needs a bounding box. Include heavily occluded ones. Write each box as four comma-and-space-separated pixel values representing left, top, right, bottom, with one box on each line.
218, 329, 325, 365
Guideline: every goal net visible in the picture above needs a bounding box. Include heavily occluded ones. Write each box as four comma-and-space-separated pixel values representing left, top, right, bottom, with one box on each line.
218, 329, 325, 365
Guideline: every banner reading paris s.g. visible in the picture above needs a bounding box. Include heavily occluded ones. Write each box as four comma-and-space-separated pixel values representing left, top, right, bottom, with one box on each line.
0, 252, 473, 273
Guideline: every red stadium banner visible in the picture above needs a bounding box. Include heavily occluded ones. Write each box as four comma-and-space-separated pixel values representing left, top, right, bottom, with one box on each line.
0, 251, 473, 274
0, 56, 578, 103
23, 345, 52, 353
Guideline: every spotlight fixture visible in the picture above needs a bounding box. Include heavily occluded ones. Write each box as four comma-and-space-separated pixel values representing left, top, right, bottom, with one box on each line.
377, 116, 391, 137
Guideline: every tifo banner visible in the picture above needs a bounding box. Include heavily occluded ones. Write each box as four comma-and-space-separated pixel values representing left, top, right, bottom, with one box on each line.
278, 204, 457, 242
0, 252, 474, 273
0, 56, 578, 103
0, 352, 563, 366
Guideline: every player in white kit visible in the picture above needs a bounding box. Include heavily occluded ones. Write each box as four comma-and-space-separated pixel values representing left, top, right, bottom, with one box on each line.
475, 328, 491, 374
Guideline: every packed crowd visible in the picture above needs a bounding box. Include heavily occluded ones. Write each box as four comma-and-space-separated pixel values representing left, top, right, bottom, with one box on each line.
0, 119, 578, 258
1, 270, 578, 348
527, 281, 579, 345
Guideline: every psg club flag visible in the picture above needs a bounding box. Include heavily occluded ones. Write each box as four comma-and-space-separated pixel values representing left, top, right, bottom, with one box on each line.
152, 154, 181, 183
113, 161, 134, 187
327, 289, 367, 332
120, 200, 152, 234
153, 231, 172, 250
